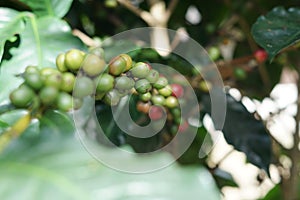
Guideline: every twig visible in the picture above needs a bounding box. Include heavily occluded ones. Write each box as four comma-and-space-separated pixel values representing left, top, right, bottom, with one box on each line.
72, 29, 97, 47
165, 0, 179, 21
117, 0, 155, 25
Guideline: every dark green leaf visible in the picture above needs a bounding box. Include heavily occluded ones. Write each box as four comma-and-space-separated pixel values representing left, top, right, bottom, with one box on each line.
202, 92, 272, 173
251, 7, 300, 60
19, 0, 73, 18
0, 15, 85, 105
260, 184, 283, 200
0, 8, 26, 62
0, 133, 220, 200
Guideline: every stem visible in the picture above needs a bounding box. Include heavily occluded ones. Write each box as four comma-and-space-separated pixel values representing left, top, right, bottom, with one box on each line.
117, 0, 155, 25
0, 113, 31, 153
281, 77, 300, 199
237, 15, 271, 91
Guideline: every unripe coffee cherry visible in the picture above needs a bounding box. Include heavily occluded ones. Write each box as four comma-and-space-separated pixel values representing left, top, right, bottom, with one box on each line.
40, 67, 60, 78
61, 72, 75, 93
44, 73, 62, 89
109, 55, 126, 76
119, 54, 132, 71
165, 96, 179, 108
24, 72, 44, 91
153, 77, 168, 89
103, 89, 120, 106
82, 54, 106, 77
65, 49, 85, 71
208, 46, 220, 61
96, 73, 114, 93
10, 85, 35, 108
25, 66, 39, 74
73, 98, 83, 110
89, 47, 105, 59
158, 85, 172, 97
151, 95, 165, 106
130, 62, 150, 78
39, 86, 59, 105
73, 76, 94, 98
139, 92, 151, 102
56, 53, 68, 72
135, 79, 151, 94
57, 92, 73, 112
115, 76, 135, 90
146, 69, 159, 83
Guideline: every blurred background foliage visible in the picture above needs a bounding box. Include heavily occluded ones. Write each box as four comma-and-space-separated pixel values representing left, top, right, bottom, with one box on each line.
1, 0, 300, 199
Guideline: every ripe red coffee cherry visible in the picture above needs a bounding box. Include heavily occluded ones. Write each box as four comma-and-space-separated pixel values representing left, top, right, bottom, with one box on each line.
148, 105, 164, 120
170, 83, 184, 98
254, 49, 268, 63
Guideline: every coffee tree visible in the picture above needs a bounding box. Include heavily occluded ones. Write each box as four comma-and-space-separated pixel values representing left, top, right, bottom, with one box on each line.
0, 0, 300, 199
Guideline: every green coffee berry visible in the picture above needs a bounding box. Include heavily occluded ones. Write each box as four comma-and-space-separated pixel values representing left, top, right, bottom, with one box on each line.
73, 76, 94, 98
135, 79, 151, 94
109, 55, 126, 76
56, 53, 68, 72
25, 66, 39, 74
119, 54, 132, 71
44, 73, 62, 89
103, 89, 120, 106
130, 62, 150, 78
73, 98, 83, 110
158, 85, 172, 97
165, 96, 179, 108
146, 69, 159, 83
115, 76, 135, 90
39, 86, 59, 106
61, 72, 75, 93
10, 85, 35, 108
96, 73, 114, 93
89, 47, 105, 59
139, 92, 151, 102
40, 67, 60, 78
153, 77, 168, 89
24, 72, 44, 91
65, 49, 85, 71
57, 92, 73, 112
151, 95, 165, 106
82, 54, 106, 77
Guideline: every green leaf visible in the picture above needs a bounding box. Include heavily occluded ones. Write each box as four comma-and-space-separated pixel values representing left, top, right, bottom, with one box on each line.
0, 134, 220, 200
0, 109, 39, 138
19, 0, 73, 18
0, 15, 85, 105
39, 110, 74, 136
0, 8, 26, 62
202, 93, 272, 173
251, 7, 300, 60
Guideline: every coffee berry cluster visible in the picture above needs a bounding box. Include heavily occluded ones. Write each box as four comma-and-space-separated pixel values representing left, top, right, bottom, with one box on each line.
9, 48, 187, 133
